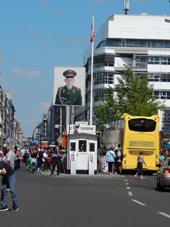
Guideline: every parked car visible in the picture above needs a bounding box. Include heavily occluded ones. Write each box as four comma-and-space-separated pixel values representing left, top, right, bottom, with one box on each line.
157, 157, 170, 191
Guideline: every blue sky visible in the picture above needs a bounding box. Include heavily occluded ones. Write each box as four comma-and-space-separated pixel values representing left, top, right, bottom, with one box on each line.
0, 0, 169, 136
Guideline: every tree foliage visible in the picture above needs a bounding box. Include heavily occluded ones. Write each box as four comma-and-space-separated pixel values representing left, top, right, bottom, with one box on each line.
95, 68, 165, 129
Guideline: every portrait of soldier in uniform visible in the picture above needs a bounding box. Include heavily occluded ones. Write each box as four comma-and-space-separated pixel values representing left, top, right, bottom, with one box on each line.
55, 70, 82, 105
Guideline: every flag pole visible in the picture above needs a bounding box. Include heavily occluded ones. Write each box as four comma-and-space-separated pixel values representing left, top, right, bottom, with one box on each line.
90, 14, 94, 125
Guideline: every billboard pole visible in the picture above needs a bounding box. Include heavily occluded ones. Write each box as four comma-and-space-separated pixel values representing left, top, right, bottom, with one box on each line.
90, 15, 94, 125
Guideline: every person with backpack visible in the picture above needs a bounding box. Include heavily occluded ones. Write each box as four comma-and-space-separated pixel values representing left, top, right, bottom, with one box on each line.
106, 147, 116, 175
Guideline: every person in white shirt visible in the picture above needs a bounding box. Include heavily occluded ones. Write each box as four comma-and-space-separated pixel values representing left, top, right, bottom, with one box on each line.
6, 146, 15, 169
115, 147, 122, 175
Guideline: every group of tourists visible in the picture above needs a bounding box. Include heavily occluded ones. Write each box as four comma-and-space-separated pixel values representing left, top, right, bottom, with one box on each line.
97, 146, 124, 175
22, 145, 64, 175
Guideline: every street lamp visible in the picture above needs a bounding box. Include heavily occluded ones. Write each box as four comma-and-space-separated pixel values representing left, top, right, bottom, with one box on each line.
54, 124, 66, 131
109, 107, 113, 121
99, 124, 110, 129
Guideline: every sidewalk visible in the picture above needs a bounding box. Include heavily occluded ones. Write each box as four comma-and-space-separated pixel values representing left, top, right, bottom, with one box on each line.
39, 170, 125, 179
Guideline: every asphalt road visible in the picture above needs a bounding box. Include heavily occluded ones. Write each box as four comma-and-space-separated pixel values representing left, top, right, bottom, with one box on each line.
0, 167, 170, 227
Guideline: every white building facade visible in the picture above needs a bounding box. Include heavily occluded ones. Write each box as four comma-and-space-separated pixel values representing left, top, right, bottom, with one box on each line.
76, 14, 170, 121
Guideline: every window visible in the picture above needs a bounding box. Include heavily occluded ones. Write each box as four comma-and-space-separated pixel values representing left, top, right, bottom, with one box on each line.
122, 40, 126, 47
128, 119, 156, 132
94, 72, 114, 85
148, 57, 154, 64
70, 142, 76, 151
159, 42, 164, 48
79, 140, 87, 152
147, 42, 151, 47
126, 41, 134, 47
93, 54, 114, 69
161, 58, 168, 65
90, 143, 95, 152
154, 75, 160, 82
139, 41, 146, 47
96, 39, 170, 50
94, 89, 106, 102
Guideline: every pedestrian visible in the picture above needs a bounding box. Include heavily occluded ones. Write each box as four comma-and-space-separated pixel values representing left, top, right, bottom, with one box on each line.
134, 151, 146, 179
115, 147, 123, 175
47, 149, 52, 171
0, 161, 19, 212
29, 147, 38, 171
0, 147, 4, 161
159, 150, 165, 166
43, 149, 48, 171
37, 148, 44, 172
6, 145, 15, 169
50, 145, 61, 176
14, 146, 21, 171
106, 147, 116, 175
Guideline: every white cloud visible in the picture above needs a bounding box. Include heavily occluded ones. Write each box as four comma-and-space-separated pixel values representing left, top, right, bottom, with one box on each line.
53, 11, 67, 16
40, 102, 50, 110
31, 102, 50, 113
59, 36, 89, 44
19, 117, 39, 126
32, 31, 41, 38
41, 0, 52, 8
8, 89, 28, 97
9, 67, 44, 77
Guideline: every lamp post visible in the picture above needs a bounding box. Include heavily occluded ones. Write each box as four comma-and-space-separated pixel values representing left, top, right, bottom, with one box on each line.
54, 124, 66, 132
108, 107, 113, 121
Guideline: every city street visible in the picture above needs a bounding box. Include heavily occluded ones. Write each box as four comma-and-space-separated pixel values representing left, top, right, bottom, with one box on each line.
0, 166, 170, 227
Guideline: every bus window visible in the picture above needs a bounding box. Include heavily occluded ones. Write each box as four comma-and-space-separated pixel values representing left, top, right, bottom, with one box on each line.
128, 119, 156, 132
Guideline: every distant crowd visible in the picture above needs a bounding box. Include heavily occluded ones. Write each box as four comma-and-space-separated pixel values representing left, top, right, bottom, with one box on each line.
0, 145, 66, 176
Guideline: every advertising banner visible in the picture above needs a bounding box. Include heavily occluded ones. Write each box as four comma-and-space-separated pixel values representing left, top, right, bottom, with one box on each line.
53, 66, 85, 106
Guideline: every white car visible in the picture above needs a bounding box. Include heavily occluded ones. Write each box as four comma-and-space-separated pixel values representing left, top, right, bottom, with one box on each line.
157, 157, 170, 191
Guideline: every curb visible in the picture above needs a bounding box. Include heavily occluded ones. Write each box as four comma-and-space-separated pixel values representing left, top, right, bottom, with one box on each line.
39, 171, 125, 179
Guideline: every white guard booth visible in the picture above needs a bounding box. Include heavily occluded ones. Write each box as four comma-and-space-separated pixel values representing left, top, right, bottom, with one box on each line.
66, 122, 98, 175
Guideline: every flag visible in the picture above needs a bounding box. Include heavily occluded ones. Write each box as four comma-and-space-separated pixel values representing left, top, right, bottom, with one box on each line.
90, 24, 95, 42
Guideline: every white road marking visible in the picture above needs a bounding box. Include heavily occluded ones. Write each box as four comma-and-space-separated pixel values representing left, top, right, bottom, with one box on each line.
126, 187, 130, 190
132, 199, 146, 206
125, 179, 127, 181
128, 191, 133, 196
158, 212, 170, 219
126, 182, 129, 185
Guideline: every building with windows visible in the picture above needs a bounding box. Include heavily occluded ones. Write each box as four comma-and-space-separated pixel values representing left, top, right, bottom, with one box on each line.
75, 14, 170, 122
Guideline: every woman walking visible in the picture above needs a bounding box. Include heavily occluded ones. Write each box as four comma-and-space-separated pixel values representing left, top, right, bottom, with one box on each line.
134, 151, 146, 179
106, 147, 116, 175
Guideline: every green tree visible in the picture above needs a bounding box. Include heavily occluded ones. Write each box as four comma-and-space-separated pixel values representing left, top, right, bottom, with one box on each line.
115, 68, 165, 116
95, 87, 119, 130
95, 68, 165, 129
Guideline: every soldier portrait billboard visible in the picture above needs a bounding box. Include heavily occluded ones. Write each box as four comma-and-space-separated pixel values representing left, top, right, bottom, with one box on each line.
53, 66, 85, 106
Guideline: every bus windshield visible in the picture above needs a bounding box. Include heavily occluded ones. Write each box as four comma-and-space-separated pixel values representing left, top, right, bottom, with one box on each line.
128, 118, 156, 132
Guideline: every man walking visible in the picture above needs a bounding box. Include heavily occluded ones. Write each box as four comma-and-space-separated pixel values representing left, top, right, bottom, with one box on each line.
0, 161, 19, 212
50, 145, 61, 176
6, 145, 15, 169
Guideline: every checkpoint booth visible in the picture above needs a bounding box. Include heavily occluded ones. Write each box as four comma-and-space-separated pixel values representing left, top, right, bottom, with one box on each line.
65, 123, 98, 175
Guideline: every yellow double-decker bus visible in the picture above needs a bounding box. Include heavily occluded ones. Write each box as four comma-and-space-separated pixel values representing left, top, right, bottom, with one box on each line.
103, 113, 159, 171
